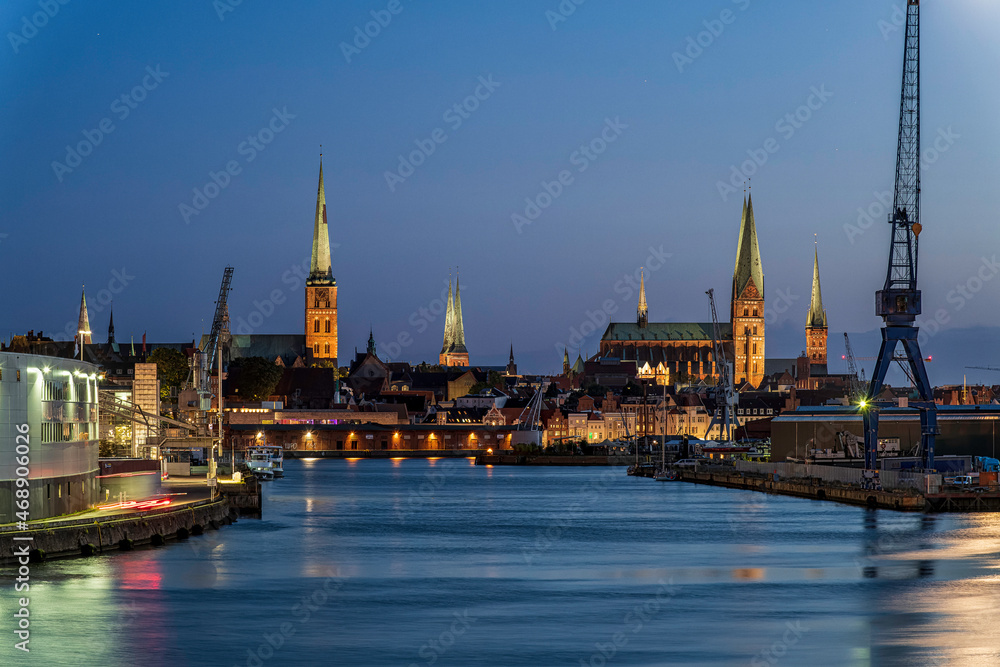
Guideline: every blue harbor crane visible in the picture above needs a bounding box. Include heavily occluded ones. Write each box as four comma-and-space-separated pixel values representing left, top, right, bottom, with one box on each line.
862, 0, 937, 472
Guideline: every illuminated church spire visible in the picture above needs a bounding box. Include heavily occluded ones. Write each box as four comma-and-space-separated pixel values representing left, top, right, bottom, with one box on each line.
451, 273, 468, 355
441, 274, 455, 356
304, 150, 338, 363
807, 242, 827, 328
77, 286, 92, 346
806, 238, 828, 367
637, 268, 648, 328
309, 155, 333, 284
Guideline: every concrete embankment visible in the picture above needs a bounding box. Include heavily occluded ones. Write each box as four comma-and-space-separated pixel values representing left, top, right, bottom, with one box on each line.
673, 468, 925, 512
1, 497, 238, 564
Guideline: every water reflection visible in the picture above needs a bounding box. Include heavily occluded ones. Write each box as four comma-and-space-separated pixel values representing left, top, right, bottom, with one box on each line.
5, 459, 1000, 665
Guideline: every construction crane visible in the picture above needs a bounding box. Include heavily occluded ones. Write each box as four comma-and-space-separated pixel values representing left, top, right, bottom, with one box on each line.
843, 333, 867, 404
966, 366, 1000, 373
862, 0, 938, 472
204, 266, 235, 372
706, 289, 739, 442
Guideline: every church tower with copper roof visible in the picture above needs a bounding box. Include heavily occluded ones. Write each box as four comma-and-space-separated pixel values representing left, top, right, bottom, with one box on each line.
731, 194, 765, 387
305, 156, 337, 364
806, 243, 828, 369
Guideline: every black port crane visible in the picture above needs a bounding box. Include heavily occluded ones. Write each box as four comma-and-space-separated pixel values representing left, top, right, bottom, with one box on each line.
862, 0, 938, 471
204, 266, 235, 372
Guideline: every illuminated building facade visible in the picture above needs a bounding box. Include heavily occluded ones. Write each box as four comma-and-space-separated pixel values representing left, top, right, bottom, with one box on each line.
0, 351, 101, 520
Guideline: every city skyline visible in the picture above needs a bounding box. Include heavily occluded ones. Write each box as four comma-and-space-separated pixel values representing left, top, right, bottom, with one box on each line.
3, 1, 999, 382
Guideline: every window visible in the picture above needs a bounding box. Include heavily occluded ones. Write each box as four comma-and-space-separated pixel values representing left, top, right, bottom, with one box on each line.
313, 343, 320, 354
314, 319, 320, 333
753, 308, 758, 317
743, 308, 749, 316
324, 343, 330, 354
336, 440, 344, 450
325, 320, 331, 333
753, 326, 758, 335
753, 343, 757, 355
351, 440, 358, 450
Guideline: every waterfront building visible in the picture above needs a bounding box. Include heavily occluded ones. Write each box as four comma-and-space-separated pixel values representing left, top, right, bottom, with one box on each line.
305, 157, 338, 364
0, 351, 101, 521
439, 274, 470, 367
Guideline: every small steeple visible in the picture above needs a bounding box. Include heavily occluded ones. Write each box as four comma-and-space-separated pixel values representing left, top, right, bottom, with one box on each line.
807, 240, 827, 328
451, 272, 468, 354
509, 342, 515, 364
563, 348, 570, 375
506, 342, 517, 376
637, 268, 648, 328
308, 154, 333, 284
367, 327, 376, 355
107, 307, 115, 344
77, 286, 92, 346
131, 334, 136, 358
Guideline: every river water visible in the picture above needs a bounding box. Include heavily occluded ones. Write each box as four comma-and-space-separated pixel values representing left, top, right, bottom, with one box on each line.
3, 458, 1000, 666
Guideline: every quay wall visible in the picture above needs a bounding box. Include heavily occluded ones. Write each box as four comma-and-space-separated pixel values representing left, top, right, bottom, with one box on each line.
0, 498, 236, 563
675, 469, 925, 512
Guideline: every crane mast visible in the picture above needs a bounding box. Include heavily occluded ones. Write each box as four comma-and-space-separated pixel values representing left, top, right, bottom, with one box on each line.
706, 289, 738, 442
863, 0, 937, 471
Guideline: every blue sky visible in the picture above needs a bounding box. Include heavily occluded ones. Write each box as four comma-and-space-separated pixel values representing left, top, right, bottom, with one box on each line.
2, 0, 999, 383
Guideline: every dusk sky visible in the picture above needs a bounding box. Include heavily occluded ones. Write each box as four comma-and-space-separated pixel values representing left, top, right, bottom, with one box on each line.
3, 0, 999, 383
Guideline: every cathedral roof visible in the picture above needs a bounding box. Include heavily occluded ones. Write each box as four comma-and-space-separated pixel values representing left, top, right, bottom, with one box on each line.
807, 246, 827, 328
601, 322, 732, 342
733, 193, 764, 299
